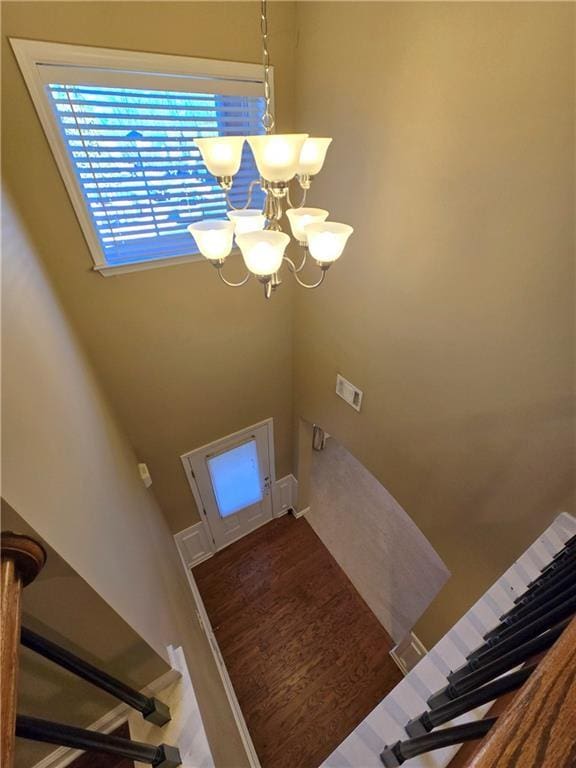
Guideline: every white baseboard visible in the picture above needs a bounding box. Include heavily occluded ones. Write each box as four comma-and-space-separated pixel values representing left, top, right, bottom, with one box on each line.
31, 667, 181, 768
176, 550, 262, 768
291, 505, 309, 519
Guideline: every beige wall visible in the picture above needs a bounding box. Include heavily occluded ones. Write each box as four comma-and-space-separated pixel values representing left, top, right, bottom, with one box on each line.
1, 193, 250, 767
1, 1, 297, 534
293, 2, 575, 646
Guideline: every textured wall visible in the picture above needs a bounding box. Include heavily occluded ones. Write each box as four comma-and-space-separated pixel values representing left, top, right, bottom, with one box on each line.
308, 439, 450, 643
293, 1, 575, 645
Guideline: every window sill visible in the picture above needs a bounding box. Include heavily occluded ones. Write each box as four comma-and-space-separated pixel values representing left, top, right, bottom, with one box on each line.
94, 251, 206, 277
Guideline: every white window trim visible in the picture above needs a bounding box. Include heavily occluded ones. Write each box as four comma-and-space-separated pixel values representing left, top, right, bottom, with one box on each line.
10, 38, 274, 276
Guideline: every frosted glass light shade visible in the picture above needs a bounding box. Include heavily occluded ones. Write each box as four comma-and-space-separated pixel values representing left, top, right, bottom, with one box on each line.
227, 210, 266, 235
188, 220, 235, 261
297, 138, 332, 176
286, 208, 329, 244
247, 134, 308, 182
305, 222, 354, 264
194, 137, 245, 177
236, 231, 290, 277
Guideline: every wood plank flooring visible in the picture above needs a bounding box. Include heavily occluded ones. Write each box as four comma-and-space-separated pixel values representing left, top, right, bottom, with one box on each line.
194, 515, 402, 768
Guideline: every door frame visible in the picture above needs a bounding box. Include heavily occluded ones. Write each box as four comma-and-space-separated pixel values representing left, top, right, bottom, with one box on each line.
180, 418, 277, 551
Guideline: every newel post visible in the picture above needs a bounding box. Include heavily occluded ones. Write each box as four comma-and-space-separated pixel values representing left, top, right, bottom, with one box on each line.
1, 531, 46, 768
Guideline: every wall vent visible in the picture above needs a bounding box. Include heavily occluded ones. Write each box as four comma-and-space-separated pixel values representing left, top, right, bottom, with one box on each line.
336, 374, 363, 412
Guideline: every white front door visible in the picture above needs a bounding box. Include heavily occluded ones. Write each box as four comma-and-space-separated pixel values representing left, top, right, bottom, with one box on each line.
182, 420, 275, 550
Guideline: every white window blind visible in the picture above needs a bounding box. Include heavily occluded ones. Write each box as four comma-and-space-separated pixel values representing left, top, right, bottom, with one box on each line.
45, 81, 265, 267
11, 39, 271, 272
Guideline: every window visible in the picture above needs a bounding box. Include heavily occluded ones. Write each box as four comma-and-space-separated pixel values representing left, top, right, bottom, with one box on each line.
12, 40, 270, 274
207, 439, 263, 518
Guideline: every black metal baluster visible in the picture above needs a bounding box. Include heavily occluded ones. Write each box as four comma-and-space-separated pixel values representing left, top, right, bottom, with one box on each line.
21, 627, 171, 725
484, 581, 576, 641
511, 564, 575, 607
539, 547, 576, 577
448, 596, 576, 682
523, 554, 576, 593
499, 577, 575, 630
494, 570, 575, 629
380, 718, 497, 767
427, 618, 570, 709
405, 666, 534, 737
15, 716, 181, 768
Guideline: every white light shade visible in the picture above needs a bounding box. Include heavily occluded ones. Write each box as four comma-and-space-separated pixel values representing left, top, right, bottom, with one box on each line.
194, 137, 245, 177
227, 209, 266, 235
297, 138, 332, 176
286, 207, 329, 243
247, 134, 308, 182
188, 220, 235, 261
305, 222, 354, 264
236, 230, 290, 276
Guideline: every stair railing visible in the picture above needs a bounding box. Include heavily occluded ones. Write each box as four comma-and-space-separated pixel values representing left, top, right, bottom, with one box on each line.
20, 626, 171, 725
380, 531, 576, 767
1, 531, 181, 768
447, 595, 576, 682
467, 613, 576, 767
405, 665, 535, 738
15, 717, 181, 768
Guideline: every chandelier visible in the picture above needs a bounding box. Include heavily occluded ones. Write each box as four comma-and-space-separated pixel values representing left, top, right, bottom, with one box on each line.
188, 0, 353, 299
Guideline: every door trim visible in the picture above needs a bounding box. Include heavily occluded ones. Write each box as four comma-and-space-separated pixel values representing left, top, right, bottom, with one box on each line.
180, 418, 277, 551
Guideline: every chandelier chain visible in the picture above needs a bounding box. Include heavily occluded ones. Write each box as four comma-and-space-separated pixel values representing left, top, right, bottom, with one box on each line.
260, 0, 275, 133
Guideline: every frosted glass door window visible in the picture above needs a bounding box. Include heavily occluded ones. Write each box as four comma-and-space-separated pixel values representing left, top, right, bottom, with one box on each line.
207, 439, 263, 518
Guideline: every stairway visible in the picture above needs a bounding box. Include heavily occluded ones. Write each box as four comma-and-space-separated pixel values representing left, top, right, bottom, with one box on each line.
320, 512, 576, 768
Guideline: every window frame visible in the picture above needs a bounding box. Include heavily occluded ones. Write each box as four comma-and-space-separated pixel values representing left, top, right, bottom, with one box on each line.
11, 38, 274, 276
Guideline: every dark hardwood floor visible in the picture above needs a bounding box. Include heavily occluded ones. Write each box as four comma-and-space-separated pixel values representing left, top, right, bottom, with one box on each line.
193, 515, 402, 768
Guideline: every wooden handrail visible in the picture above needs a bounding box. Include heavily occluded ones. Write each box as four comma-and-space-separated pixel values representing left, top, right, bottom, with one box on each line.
1, 531, 46, 768
468, 615, 576, 767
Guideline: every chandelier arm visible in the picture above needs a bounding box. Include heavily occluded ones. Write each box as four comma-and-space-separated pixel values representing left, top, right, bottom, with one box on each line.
292, 247, 308, 273
286, 185, 307, 210
225, 179, 261, 211
292, 270, 327, 290
216, 265, 252, 288
283, 256, 327, 289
